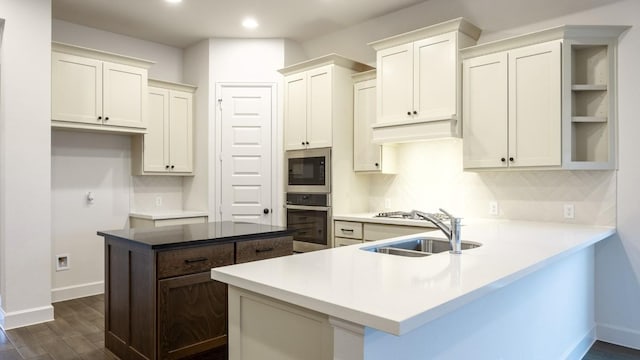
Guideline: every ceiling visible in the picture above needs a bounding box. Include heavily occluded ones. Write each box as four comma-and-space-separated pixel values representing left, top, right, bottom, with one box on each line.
52, 0, 428, 49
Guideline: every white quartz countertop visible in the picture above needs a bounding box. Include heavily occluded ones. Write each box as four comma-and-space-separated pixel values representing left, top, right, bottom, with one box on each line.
129, 210, 208, 220
333, 213, 437, 227
210, 220, 614, 336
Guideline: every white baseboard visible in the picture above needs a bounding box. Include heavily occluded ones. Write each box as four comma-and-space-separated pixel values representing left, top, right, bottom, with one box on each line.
51, 281, 104, 303
0, 304, 54, 330
564, 327, 596, 360
597, 323, 640, 350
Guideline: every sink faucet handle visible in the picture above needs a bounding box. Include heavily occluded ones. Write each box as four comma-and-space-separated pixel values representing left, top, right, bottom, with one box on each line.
438, 208, 455, 219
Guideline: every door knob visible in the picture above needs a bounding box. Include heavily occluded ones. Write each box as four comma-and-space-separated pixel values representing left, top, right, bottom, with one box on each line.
263, 208, 270, 215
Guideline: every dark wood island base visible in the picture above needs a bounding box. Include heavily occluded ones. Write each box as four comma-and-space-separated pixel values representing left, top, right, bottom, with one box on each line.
98, 221, 293, 360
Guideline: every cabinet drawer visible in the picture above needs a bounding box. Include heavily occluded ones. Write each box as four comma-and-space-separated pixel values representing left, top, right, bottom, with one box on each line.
157, 243, 234, 279
334, 237, 362, 247
334, 221, 363, 239
236, 236, 293, 264
363, 223, 429, 241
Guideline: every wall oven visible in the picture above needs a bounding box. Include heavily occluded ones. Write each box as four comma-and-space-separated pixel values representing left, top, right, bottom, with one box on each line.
285, 193, 331, 253
286, 147, 331, 193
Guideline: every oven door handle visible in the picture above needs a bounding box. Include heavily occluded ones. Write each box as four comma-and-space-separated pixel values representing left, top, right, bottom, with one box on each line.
285, 204, 331, 211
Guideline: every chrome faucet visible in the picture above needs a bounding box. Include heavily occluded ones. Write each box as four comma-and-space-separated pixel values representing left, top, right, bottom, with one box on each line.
414, 209, 462, 254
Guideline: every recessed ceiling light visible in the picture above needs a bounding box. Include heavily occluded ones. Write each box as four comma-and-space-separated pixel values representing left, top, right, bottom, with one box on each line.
242, 17, 259, 29
165, 0, 182, 4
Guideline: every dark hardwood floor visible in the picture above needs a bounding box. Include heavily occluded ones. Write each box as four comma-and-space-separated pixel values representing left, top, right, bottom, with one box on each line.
1, 294, 639, 359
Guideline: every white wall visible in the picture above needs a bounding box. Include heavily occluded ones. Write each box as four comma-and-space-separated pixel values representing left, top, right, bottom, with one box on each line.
300, 0, 640, 349
0, 0, 53, 330
51, 131, 131, 302
52, 19, 184, 83
208, 39, 287, 226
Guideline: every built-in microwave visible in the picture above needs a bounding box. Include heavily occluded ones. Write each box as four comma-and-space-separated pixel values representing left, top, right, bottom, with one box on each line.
286, 147, 331, 194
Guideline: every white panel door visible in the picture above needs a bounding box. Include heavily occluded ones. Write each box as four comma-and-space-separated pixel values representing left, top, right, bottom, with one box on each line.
376, 43, 413, 124
220, 86, 273, 224
283, 73, 307, 150
462, 52, 508, 169
168, 90, 193, 173
103, 61, 147, 129
508, 41, 561, 167
414, 32, 456, 118
51, 52, 102, 124
353, 78, 380, 172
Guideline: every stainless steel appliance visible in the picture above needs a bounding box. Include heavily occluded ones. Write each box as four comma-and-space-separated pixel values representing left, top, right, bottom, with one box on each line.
286, 147, 331, 194
285, 193, 331, 253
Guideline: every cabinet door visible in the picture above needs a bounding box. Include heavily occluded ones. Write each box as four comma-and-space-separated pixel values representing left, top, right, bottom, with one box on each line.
103, 61, 148, 129
284, 73, 308, 150
353, 79, 381, 171
168, 90, 194, 173
508, 41, 561, 167
144, 87, 170, 172
158, 272, 228, 359
377, 43, 413, 124
306, 65, 333, 149
414, 32, 457, 119
51, 52, 103, 125
462, 52, 509, 169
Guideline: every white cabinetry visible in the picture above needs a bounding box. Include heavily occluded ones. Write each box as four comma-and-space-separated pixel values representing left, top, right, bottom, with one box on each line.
368, 18, 480, 143
352, 70, 396, 173
333, 219, 431, 247
461, 25, 628, 170
281, 55, 373, 151
51, 42, 152, 134
463, 41, 561, 169
132, 80, 196, 175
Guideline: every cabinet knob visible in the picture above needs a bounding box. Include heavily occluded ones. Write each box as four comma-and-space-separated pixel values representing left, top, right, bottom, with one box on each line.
501, 158, 506, 162
301, 141, 305, 145
171, 165, 175, 169
413, 110, 418, 115
104, 116, 109, 121
375, 163, 379, 167
305, 141, 309, 145
97, 116, 102, 120
407, 111, 411, 116
165, 165, 170, 169
509, 157, 514, 162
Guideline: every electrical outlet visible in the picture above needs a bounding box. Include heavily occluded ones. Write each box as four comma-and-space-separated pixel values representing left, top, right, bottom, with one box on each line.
56, 254, 70, 271
155, 196, 162, 207
563, 204, 575, 219
489, 201, 499, 216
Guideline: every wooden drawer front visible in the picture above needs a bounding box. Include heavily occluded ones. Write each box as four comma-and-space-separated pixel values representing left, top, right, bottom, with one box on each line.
363, 223, 429, 241
334, 237, 362, 247
334, 221, 363, 239
158, 243, 234, 279
236, 236, 293, 264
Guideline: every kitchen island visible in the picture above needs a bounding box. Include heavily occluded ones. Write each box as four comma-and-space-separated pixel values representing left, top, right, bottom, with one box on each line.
210, 220, 614, 360
98, 221, 293, 360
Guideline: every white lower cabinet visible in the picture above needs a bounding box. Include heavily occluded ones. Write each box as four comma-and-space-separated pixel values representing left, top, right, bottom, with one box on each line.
129, 215, 208, 228
333, 219, 431, 247
132, 80, 196, 175
228, 286, 333, 360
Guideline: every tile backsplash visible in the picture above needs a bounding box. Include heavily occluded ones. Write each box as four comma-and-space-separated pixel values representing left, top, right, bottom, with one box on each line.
368, 139, 615, 226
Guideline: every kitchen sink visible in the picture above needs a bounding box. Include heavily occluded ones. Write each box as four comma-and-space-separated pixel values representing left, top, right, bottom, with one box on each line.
362, 237, 481, 257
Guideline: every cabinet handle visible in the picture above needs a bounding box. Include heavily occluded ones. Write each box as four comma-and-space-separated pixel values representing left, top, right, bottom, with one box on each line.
509, 157, 514, 162
184, 257, 208, 264
341, 228, 354, 233
97, 116, 102, 120
255, 247, 274, 254
413, 110, 418, 115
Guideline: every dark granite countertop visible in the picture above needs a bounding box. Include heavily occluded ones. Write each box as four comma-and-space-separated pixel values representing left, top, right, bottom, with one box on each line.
98, 221, 292, 250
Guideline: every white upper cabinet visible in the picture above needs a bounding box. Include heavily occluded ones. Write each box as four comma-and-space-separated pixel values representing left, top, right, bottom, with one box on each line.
352, 70, 396, 173
132, 80, 195, 176
463, 41, 561, 169
280, 54, 373, 151
461, 25, 628, 171
51, 42, 152, 134
369, 18, 481, 144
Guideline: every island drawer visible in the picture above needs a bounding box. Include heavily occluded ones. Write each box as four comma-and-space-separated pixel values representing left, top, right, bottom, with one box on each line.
236, 236, 293, 264
157, 243, 235, 279
334, 221, 363, 239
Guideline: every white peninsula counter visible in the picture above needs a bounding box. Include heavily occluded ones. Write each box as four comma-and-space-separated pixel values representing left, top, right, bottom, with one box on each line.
210, 220, 614, 360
